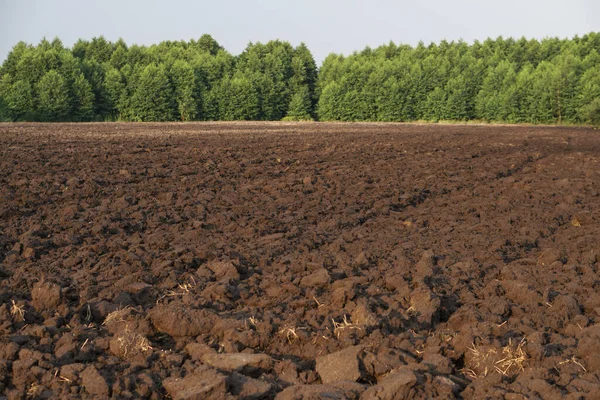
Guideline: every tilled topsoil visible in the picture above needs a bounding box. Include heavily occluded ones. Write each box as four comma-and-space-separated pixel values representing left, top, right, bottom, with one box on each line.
0, 122, 599, 399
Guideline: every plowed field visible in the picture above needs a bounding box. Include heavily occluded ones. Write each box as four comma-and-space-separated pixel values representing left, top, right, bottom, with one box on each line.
1, 122, 599, 399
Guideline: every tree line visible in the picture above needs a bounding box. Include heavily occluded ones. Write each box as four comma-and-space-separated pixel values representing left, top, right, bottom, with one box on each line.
0, 35, 317, 123
0, 33, 599, 125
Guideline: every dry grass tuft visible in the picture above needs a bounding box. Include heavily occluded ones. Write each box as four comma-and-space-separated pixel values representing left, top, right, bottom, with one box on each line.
161, 277, 197, 300
244, 315, 259, 330
495, 338, 528, 376
558, 356, 587, 372
332, 314, 362, 339
278, 326, 301, 344
10, 300, 25, 322
103, 306, 132, 325
406, 304, 418, 317
115, 328, 153, 358
465, 338, 528, 378
27, 383, 41, 397
84, 304, 92, 321
406, 296, 421, 317
464, 345, 497, 378
313, 296, 326, 308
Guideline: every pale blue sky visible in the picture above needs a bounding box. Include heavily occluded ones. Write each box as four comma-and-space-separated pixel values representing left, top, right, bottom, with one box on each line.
1, 0, 599, 64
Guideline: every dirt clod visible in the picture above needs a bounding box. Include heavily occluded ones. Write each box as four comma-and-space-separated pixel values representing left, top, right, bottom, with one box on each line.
162, 367, 227, 400
149, 305, 215, 337
31, 281, 62, 311
276, 383, 364, 400
201, 352, 273, 374
81, 365, 110, 396
227, 372, 273, 398
361, 370, 417, 400
316, 345, 365, 384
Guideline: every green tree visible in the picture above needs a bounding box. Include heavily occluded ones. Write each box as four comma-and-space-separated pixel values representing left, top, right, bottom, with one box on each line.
413, 55, 450, 119
170, 60, 197, 121
130, 63, 174, 121
378, 76, 413, 121
36, 70, 70, 121
80, 60, 108, 119
290, 43, 318, 115
475, 61, 517, 121
0, 42, 30, 77
529, 62, 555, 123
126, 45, 155, 68
116, 64, 139, 121
197, 34, 222, 55
14, 49, 47, 86
0, 75, 13, 120
444, 75, 471, 120
550, 53, 582, 123
109, 38, 128, 69
317, 81, 343, 121
84, 36, 114, 63
72, 39, 89, 60
0, 95, 9, 121
377, 58, 419, 121
104, 67, 126, 120
422, 87, 447, 122
285, 85, 313, 120
579, 98, 600, 126
336, 60, 376, 121
577, 67, 600, 125
216, 72, 260, 120
528, 55, 582, 124
237, 41, 295, 120
190, 50, 235, 120
316, 53, 346, 99
360, 62, 390, 121
510, 64, 536, 123
4, 79, 34, 120
71, 73, 94, 121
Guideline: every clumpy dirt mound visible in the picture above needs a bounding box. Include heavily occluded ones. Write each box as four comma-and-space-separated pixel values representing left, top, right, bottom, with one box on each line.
0, 121, 599, 398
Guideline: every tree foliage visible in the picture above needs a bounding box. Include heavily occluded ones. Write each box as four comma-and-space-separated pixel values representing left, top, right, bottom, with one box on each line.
286, 85, 313, 120
316, 33, 600, 125
0, 75, 34, 121
1, 33, 599, 124
130, 63, 174, 122
36, 70, 70, 121
170, 60, 197, 121
216, 72, 260, 120
72, 73, 95, 121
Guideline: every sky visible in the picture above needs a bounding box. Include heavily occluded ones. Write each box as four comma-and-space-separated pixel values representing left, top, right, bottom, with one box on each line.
1, 0, 599, 65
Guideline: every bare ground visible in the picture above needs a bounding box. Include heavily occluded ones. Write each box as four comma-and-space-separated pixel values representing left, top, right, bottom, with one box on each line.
0, 122, 599, 399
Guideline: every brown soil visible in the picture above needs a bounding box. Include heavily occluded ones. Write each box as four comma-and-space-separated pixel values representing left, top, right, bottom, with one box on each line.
0, 122, 599, 399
